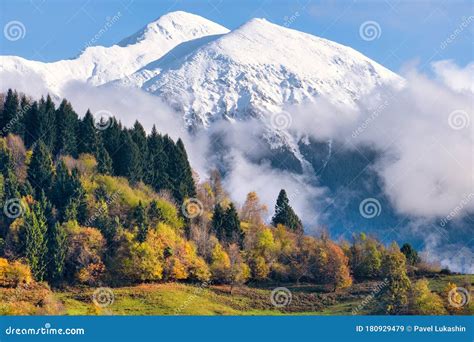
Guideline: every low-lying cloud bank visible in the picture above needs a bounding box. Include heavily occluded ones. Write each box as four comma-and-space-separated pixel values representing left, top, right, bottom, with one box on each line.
1, 60, 472, 272
285, 60, 473, 272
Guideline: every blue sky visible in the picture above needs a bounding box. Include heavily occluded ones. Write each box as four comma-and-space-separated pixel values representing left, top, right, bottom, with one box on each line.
0, 0, 472, 73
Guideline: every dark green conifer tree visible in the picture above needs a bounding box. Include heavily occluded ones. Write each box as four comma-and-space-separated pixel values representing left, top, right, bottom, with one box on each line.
24, 194, 49, 281
38, 95, 56, 151
46, 221, 67, 283
271, 189, 303, 233
134, 201, 149, 243
223, 202, 243, 245
211, 203, 226, 241
115, 130, 141, 183
55, 99, 78, 157
0, 89, 19, 136
77, 110, 99, 155
27, 140, 54, 196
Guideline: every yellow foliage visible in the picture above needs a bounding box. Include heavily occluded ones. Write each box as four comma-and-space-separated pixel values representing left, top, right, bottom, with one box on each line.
410, 279, 447, 315
210, 243, 231, 282
0, 258, 32, 287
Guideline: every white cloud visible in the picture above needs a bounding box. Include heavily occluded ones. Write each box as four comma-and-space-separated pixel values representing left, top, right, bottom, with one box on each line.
286, 61, 474, 219
432, 60, 474, 94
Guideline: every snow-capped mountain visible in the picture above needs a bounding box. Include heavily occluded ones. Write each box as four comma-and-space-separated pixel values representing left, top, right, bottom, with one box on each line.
1, 11, 400, 129
121, 17, 401, 127
0, 11, 229, 95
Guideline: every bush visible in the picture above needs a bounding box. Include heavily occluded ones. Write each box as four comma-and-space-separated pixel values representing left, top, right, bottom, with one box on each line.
0, 258, 32, 287
64, 221, 106, 282
409, 279, 447, 315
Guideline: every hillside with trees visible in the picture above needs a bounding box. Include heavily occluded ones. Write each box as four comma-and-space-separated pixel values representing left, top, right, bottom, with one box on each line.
0, 89, 472, 316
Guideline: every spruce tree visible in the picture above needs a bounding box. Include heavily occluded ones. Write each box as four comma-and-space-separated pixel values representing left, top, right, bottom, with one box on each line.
134, 201, 149, 243
100, 117, 122, 171
115, 130, 141, 183
24, 195, 49, 281
0, 89, 19, 136
46, 222, 67, 283
130, 121, 147, 181
147, 128, 171, 192
211, 203, 225, 241
223, 202, 243, 245
77, 110, 99, 155
271, 189, 303, 233
96, 142, 113, 175
24, 101, 40, 148
27, 140, 54, 196
166, 137, 196, 203
38, 95, 56, 151
175, 138, 196, 198
14, 94, 28, 137
400, 243, 420, 266
55, 99, 78, 157
147, 199, 163, 226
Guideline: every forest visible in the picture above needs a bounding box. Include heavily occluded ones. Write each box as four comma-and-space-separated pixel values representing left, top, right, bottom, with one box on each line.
0, 89, 471, 315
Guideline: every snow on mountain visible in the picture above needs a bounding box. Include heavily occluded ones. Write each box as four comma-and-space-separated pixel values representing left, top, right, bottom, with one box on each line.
0, 11, 229, 94
1, 11, 401, 137
120, 17, 402, 128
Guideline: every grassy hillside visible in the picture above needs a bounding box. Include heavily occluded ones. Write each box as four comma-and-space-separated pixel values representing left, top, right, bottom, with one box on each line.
2, 274, 470, 316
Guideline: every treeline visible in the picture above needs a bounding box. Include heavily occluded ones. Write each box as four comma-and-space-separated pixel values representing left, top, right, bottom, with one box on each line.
0, 90, 466, 315
0, 89, 196, 203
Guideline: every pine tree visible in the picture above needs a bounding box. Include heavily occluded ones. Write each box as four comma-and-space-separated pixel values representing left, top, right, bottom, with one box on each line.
14, 94, 28, 137
211, 204, 226, 241
24, 101, 40, 148
0, 89, 19, 136
271, 189, 303, 233
100, 117, 122, 172
46, 222, 67, 283
55, 99, 78, 157
147, 128, 171, 192
400, 243, 420, 266
223, 203, 243, 246
38, 95, 56, 151
77, 110, 99, 155
115, 130, 142, 183
165, 137, 196, 203
96, 142, 113, 175
70, 168, 88, 224
134, 201, 149, 243
147, 199, 163, 226
27, 140, 54, 196
175, 138, 196, 200
24, 195, 49, 281
130, 121, 147, 181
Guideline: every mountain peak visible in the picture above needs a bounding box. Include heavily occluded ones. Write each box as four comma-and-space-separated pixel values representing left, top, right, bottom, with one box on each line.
118, 11, 229, 47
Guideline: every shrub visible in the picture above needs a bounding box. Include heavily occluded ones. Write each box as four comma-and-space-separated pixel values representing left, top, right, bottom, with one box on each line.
64, 221, 106, 282
409, 279, 447, 315
0, 258, 32, 287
